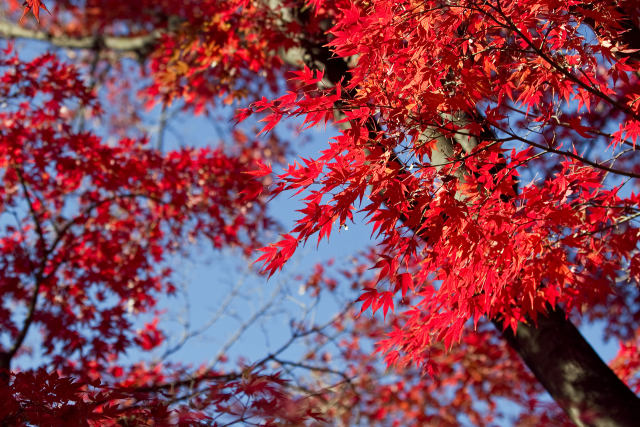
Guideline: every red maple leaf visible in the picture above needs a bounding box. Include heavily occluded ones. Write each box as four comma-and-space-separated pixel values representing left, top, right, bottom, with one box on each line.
20, 0, 50, 23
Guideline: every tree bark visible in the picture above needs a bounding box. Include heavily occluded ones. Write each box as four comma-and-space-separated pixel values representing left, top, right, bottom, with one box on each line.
0, 352, 10, 385
0, 19, 160, 57
496, 310, 639, 426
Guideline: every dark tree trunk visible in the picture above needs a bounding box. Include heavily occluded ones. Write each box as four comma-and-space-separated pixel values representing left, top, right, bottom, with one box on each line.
495, 309, 640, 426
0, 352, 10, 386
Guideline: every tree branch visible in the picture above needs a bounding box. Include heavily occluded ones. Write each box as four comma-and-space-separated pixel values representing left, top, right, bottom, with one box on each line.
0, 20, 161, 54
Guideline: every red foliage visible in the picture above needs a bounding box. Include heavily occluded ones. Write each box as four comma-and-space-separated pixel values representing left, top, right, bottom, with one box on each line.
0, 0, 639, 424
20, 0, 49, 23
0, 46, 294, 424
246, 0, 640, 372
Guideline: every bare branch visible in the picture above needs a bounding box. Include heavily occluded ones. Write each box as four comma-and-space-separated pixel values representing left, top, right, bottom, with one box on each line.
0, 20, 161, 54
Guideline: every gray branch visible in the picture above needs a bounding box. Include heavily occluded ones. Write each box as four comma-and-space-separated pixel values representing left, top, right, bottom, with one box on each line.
0, 20, 161, 53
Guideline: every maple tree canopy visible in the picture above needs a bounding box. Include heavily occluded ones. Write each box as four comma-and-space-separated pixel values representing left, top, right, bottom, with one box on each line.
0, 0, 639, 425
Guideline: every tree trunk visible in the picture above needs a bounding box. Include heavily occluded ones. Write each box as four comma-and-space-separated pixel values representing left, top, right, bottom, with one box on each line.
0, 352, 10, 385
496, 310, 639, 426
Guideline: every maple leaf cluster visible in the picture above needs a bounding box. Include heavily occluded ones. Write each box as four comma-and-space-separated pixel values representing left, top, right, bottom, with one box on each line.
281, 255, 566, 426
244, 0, 640, 372
0, 46, 317, 424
